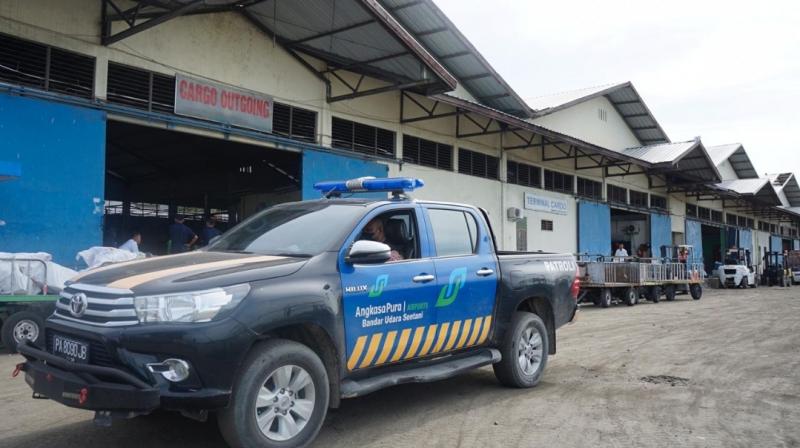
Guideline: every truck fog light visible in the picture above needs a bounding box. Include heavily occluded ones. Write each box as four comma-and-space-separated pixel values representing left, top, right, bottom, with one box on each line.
147, 358, 191, 382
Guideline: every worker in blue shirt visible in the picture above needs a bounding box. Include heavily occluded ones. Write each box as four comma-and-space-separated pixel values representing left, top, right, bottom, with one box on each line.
200, 217, 222, 246
168, 215, 198, 253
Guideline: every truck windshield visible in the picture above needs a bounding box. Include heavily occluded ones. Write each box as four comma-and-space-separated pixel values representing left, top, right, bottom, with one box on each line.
207, 203, 361, 256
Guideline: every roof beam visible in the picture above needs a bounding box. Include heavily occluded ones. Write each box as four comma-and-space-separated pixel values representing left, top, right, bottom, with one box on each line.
102, 0, 205, 46
612, 100, 641, 105
460, 73, 493, 81
416, 26, 449, 36
328, 79, 434, 102
285, 18, 376, 45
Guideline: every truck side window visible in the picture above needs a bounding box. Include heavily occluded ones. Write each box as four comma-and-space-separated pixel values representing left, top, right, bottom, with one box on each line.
358, 210, 419, 260
428, 209, 476, 257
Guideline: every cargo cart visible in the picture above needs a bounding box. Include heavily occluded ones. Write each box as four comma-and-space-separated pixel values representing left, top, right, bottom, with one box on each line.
1, 257, 58, 352
576, 247, 704, 308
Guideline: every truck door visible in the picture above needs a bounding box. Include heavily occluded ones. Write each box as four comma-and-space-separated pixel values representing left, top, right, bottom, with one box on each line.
339, 206, 440, 372
422, 206, 498, 355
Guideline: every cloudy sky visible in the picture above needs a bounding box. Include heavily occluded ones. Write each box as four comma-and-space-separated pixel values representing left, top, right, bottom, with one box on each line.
434, 0, 800, 176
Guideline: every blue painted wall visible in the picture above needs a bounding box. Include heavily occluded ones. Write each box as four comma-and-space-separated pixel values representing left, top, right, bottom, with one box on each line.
650, 212, 672, 259
301, 150, 388, 200
577, 200, 611, 257
739, 229, 753, 261
0, 94, 106, 266
685, 219, 703, 264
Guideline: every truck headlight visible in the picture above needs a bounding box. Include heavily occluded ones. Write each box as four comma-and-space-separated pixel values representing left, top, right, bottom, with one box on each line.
133, 284, 250, 323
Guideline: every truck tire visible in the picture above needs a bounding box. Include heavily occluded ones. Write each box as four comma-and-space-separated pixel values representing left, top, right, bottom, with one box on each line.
2, 311, 45, 353
493, 312, 549, 388
218, 339, 329, 448
664, 285, 676, 301
648, 286, 661, 303
599, 289, 612, 308
624, 288, 637, 306
690, 284, 703, 300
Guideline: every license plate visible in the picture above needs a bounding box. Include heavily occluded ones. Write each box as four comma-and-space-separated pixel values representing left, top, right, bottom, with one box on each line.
51, 334, 90, 364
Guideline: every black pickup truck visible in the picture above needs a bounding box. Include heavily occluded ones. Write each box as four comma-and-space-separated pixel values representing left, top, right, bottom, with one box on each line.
16, 178, 579, 448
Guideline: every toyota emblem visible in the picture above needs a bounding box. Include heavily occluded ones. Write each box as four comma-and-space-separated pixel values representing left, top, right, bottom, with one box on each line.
70, 293, 88, 317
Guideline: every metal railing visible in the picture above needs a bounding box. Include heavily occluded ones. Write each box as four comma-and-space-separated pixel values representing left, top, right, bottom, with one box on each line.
1, 257, 49, 295
577, 255, 704, 286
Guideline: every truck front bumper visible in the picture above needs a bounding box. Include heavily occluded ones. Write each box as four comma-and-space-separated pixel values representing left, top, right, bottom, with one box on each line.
18, 341, 160, 412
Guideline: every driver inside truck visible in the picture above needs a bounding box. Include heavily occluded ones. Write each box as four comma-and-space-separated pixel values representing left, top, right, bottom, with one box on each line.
360, 217, 403, 262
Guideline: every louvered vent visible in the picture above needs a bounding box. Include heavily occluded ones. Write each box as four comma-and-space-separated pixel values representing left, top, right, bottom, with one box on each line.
0, 32, 94, 99
107, 62, 174, 112
273, 102, 317, 143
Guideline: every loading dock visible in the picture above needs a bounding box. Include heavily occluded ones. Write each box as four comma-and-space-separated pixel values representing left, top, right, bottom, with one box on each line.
103, 120, 302, 254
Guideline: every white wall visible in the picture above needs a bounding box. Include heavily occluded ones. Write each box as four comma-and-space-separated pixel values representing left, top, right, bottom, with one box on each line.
503, 184, 577, 253
531, 96, 642, 151
716, 159, 738, 181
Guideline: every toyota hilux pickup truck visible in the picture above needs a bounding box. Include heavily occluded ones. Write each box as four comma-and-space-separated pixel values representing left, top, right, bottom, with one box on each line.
16, 177, 579, 448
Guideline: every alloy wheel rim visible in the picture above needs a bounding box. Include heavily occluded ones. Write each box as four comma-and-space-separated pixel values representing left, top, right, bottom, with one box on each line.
254, 364, 315, 441
517, 326, 543, 376
13, 319, 38, 344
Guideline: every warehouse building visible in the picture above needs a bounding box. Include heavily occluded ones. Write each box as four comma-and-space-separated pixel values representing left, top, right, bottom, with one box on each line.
0, 0, 797, 271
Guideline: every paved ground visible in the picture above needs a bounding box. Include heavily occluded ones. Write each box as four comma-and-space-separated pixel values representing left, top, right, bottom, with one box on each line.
2, 287, 799, 448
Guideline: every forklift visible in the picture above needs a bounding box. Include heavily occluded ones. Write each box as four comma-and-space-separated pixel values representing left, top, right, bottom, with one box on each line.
713, 248, 757, 288
761, 252, 792, 287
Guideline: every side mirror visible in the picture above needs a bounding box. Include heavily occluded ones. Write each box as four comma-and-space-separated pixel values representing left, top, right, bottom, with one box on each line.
346, 240, 392, 264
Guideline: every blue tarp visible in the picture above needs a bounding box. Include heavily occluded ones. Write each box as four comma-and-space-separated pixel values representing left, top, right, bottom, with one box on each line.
686, 219, 703, 265
650, 212, 671, 259
301, 150, 388, 200
739, 229, 753, 263
578, 200, 611, 257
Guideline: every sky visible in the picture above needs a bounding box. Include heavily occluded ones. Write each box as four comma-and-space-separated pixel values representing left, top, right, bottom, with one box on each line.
434, 0, 800, 176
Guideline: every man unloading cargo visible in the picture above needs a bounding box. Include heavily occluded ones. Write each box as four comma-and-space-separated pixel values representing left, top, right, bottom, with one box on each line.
118, 231, 142, 254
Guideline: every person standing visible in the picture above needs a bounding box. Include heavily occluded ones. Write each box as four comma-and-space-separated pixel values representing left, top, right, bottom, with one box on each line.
169, 215, 198, 253
614, 242, 629, 262
200, 217, 222, 246
119, 231, 142, 254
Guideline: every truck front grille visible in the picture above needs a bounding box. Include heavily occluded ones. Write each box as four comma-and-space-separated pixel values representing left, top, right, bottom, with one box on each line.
53, 283, 138, 327
724, 269, 737, 275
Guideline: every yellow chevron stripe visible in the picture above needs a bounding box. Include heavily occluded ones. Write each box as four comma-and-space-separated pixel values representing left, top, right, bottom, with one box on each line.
419, 324, 438, 356
107, 255, 284, 289
347, 336, 367, 371
478, 316, 493, 344
467, 317, 483, 346
456, 319, 473, 349
390, 328, 412, 362
404, 326, 425, 360
375, 331, 397, 365
432, 322, 450, 353
444, 320, 462, 351
359, 333, 383, 369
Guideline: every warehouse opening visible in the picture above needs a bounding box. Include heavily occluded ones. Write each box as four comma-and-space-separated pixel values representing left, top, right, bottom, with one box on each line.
701, 223, 724, 274
103, 120, 301, 255
610, 208, 650, 257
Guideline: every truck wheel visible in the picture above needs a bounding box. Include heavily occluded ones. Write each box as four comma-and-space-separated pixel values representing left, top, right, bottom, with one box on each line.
218, 339, 329, 448
690, 284, 703, 300
648, 286, 661, 303
599, 289, 612, 308
624, 288, 637, 306
2, 311, 45, 353
493, 312, 549, 388
664, 285, 676, 301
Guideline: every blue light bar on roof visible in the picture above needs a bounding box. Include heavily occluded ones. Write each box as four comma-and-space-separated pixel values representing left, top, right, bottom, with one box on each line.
313, 177, 424, 194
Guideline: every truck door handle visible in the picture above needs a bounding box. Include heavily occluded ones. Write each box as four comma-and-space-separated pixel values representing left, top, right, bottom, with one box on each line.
476, 268, 494, 277
412, 274, 435, 283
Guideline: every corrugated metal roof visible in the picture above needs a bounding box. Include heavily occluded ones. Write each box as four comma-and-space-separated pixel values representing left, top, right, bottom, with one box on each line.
620, 140, 697, 164
381, 0, 532, 117
618, 139, 721, 183
526, 82, 670, 145
716, 178, 771, 195
148, 0, 456, 92
769, 173, 800, 207
707, 143, 759, 179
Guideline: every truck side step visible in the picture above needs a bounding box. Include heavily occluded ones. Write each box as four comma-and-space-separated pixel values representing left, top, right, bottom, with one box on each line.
340, 348, 501, 398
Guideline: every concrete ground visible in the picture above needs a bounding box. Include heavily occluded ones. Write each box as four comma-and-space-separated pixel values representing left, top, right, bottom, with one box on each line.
2, 287, 799, 448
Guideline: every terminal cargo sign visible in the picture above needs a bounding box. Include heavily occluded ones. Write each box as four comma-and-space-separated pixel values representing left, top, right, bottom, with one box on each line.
174, 74, 273, 133
524, 192, 568, 215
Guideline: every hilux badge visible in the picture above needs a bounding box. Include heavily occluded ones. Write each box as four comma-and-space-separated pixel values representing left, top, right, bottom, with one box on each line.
70, 293, 88, 317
